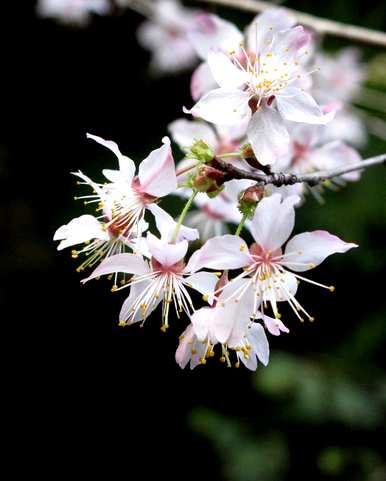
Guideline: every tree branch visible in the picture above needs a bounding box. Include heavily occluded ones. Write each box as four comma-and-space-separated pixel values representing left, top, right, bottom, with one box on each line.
214, 153, 386, 187
198, 0, 386, 47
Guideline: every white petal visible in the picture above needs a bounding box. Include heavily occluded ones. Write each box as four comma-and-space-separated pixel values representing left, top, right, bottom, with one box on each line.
86, 133, 136, 180
138, 137, 177, 197
188, 13, 243, 60
147, 232, 188, 267
276, 88, 335, 125
284, 230, 358, 272
81, 253, 150, 283
247, 107, 290, 165
185, 234, 252, 272
168, 118, 217, 151
54, 215, 109, 250
207, 50, 249, 89
190, 308, 211, 341
250, 193, 300, 251
185, 88, 251, 126
119, 279, 157, 325
248, 323, 270, 366
176, 324, 196, 369
272, 270, 298, 302
184, 272, 219, 304
147, 203, 199, 242
190, 61, 217, 101
246, 8, 296, 53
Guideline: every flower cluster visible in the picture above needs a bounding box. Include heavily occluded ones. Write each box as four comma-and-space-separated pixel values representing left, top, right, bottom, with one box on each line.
54, 6, 363, 371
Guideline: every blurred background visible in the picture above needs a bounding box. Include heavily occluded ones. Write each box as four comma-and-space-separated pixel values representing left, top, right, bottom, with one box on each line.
2, 1, 386, 479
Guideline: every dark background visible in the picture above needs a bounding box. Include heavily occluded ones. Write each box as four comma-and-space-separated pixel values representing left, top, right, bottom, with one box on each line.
2, 1, 386, 479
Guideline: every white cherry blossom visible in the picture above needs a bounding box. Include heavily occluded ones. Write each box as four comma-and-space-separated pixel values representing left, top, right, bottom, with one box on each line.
136, 0, 199, 74
188, 194, 357, 322
82, 233, 219, 330
186, 21, 334, 165
36, 0, 109, 25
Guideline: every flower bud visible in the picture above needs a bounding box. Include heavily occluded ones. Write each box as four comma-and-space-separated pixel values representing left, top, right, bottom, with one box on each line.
193, 165, 226, 196
189, 140, 215, 163
238, 185, 265, 218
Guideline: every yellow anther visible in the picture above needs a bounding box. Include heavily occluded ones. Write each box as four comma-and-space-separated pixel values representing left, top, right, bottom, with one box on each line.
111, 285, 118, 292
191, 348, 197, 355
235, 361, 240, 368
309, 317, 315, 322
118, 320, 126, 327
213, 272, 222, 277
219, 356, 226, 363
209, 351, 215, 358
202, 294, 209, 302
329, 286, 335, 292
200, 357, 207, 365
308, 263, 316, 269
160, 325, 168, 333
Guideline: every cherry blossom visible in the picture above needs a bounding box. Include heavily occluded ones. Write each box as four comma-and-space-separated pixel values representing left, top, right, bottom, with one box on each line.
185, 20, 334, 165
176, 277, 270, 370
136, 0, 199, 74
82, 233, 219, 330
188, 194, 357, 322
36, 0, 109, 25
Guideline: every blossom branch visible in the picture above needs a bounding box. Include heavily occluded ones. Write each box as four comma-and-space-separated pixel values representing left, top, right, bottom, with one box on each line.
198, 0, 386, 47
213, 153, 386, 187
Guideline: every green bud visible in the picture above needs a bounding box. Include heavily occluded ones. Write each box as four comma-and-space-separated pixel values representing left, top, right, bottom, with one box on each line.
189, 140, 215, 163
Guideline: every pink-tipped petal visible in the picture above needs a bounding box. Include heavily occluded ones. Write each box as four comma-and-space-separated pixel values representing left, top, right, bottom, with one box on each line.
138, 137, 177, 197
284, 230, 358, 272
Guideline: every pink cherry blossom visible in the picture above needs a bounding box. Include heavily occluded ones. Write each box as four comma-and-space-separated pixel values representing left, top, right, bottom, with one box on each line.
188, 194, 357, 322
82, 233, 219, 330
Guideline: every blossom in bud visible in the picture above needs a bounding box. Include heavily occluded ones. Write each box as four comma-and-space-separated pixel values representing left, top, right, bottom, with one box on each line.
136, 0, 199, 74
36, 0, 110, 25
82, 233, 219, 330
185, 11, 334, 165
193, 165, 227, 195
187, 193, 357, 322
189, 140, 215, 163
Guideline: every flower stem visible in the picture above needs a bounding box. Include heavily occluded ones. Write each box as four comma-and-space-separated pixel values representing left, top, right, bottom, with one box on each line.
216, 152, 242, 159
172, 190, 198, 243
235, 212, 248, 236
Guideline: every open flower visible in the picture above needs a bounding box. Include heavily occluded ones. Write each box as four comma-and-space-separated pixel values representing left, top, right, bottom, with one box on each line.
136, 0, 199, 74
36, 0, 110, 25
185, 21, 333, 165
54, 133, 179, 272
188, 193, 357, 322
176, 277, 269, 370
82, 233, 219, 330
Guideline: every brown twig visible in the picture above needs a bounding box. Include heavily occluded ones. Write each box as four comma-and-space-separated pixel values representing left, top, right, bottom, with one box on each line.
213, 153, 386, 187
198, 0, 386, 47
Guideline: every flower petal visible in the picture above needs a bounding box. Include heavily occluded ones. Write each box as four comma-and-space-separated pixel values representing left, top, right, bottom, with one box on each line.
119, 279, 159, 325
147, 203, 199, 242
250, 193, 300, 251
184, 272, 219, 304
248, 323, 270, 366
86, 133, 136, 180
176, 324, 196, 369
168, 118, 217, 151
207, 50, 249, 89
190, 61, 217, 101
247, 107, 290, 165
276, 88, 335, 125
54, 215, 109, 250
284, 230, 358, 272
185, 88, 251, 126
185, 234, 252, 272
81, 253, 150, 283
190, 307, 211, 341
188, 13, 243, 60
138, 137, 177, 197
147, 232, 188, 267
256, 312, 289, 336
